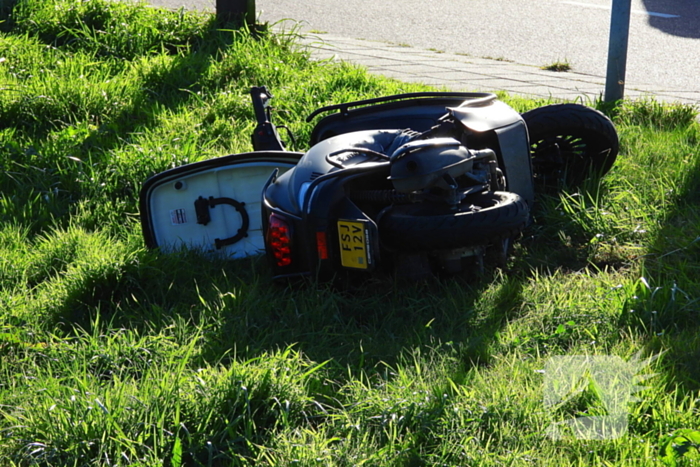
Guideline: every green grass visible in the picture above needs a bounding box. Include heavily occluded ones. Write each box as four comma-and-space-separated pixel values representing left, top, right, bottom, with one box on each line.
541, 60, 572, 72
2, 0, 700, 465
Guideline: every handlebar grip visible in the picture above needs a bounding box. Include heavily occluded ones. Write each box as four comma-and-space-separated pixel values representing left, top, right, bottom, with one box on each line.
250, 86, 271, 124
249, 86, 285, 151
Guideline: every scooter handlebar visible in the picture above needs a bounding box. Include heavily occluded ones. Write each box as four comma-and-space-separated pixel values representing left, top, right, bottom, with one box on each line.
250, 86, 272, 124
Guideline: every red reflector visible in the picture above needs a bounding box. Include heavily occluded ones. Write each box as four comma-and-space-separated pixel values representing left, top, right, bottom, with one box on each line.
268, 214, 292, 267
316, 231, 328, 260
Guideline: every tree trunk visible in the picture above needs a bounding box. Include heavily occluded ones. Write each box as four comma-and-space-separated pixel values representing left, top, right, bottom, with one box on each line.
216, 0, 255, 26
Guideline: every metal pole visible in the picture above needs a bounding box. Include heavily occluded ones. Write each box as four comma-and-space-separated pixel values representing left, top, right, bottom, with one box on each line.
216, 0, 255, 26
604, 0, 632, 102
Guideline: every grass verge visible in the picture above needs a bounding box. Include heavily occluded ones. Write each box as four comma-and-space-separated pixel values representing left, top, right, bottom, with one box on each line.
1, 1, 699, 465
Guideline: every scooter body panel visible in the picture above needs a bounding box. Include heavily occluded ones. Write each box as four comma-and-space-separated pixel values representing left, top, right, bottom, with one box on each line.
140, 151, 302, 258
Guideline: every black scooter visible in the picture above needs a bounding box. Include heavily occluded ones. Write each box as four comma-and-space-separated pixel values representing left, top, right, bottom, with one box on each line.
140, 87, 618, 280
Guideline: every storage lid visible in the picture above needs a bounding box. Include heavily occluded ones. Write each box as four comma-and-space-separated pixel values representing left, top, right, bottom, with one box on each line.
140, 151, 302, 258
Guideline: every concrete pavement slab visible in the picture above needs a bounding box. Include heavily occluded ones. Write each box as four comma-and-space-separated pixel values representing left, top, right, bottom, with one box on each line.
297, 33, 699, 107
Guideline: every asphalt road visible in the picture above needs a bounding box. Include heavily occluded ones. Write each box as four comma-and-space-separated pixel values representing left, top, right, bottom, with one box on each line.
145, 0, 699, 92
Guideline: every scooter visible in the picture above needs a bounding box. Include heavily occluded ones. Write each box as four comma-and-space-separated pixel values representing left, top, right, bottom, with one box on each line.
140, 87, 618, 281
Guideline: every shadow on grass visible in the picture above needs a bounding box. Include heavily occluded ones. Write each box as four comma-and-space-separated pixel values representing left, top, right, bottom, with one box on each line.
43, 186, 638, 384
1, 7, 299, 239
0, 41, 224, 231
41, 180, 673, 465
8, 19, 233, 141
49, 244, 526, 377
0, 10, 252, 236
617, 156, 700, 392
0, 0, 19, 32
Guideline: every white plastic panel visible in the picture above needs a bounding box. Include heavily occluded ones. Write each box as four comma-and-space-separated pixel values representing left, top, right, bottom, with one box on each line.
148, 162, 294, 258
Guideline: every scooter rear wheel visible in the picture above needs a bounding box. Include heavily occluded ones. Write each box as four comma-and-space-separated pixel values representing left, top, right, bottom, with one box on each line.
522, 103, 619, 188
379, 191, 529, 251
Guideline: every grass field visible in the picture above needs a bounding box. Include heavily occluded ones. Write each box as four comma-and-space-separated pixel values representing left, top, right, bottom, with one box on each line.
1, 0, 699, 465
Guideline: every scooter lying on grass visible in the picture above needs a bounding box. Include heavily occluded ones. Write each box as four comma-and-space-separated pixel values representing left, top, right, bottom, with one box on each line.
140, 87, 618, 280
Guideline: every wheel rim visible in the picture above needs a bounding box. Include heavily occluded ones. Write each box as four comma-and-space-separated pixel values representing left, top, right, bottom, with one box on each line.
530, 133, 593, 186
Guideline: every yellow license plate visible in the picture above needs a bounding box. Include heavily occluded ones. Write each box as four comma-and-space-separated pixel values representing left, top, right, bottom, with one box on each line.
338, 220, 369, 269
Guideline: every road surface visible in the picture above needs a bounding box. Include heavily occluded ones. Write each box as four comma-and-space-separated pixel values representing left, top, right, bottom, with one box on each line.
144, 0, 699, 92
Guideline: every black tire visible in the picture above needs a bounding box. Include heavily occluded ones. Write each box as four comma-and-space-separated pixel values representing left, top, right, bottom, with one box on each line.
379, 191, 529, 251
522, 103, 619, 188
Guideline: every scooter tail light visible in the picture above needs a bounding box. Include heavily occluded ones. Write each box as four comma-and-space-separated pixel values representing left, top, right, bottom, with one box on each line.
267, 213, 293, 267
316, 231, 328, 260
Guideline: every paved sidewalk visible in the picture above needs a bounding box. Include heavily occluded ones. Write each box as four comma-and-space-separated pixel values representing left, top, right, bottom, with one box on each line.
298, 33, 700, 106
